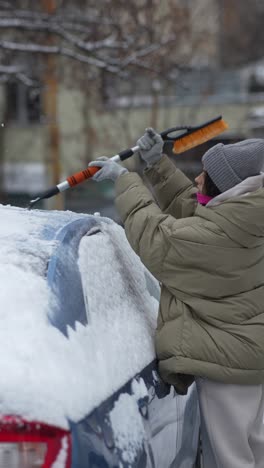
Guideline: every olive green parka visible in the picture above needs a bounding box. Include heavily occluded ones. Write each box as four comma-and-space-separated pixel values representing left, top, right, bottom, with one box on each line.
115, 155, 264, 395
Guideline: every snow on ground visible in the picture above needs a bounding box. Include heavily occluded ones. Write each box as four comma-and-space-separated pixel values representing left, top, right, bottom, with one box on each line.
0, 204, 159, 429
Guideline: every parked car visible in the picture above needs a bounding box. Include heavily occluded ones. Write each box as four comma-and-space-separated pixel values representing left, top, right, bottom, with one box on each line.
0, 204, 200, 468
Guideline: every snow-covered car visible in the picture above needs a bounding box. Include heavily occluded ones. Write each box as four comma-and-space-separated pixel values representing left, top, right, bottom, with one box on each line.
0, 205, 200, 468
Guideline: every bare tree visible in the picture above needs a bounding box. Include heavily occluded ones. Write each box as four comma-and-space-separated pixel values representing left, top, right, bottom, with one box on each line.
0, 0, 222, 207
0, 0, 190, 86
0, 0, 193, 201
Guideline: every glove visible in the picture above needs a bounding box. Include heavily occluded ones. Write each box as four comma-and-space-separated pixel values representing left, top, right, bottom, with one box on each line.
137, 127, 163, 167
88, 156, 128, 182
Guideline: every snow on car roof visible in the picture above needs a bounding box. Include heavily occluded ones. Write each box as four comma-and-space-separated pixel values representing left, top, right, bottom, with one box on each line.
0, 204, 159, 429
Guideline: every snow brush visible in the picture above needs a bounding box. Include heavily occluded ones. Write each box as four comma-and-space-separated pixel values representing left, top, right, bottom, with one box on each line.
28, 115, 228, 209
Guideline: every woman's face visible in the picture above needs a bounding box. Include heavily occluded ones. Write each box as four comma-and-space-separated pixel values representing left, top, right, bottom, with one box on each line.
195, 171, 206, 194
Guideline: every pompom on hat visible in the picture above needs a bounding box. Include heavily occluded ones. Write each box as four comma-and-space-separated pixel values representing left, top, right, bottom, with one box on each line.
202, 139, 264, 193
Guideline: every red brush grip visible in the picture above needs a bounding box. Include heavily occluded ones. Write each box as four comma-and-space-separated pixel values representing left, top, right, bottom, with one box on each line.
67, 166, 100, 187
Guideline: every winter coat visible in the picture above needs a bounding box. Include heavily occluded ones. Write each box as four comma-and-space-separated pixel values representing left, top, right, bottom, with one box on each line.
115, 155, 264, 395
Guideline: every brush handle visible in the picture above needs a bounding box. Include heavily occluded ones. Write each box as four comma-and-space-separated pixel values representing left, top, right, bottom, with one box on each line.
36, 186, 60, 200
119, 127, 198, 159
67, 166, 100, 187
28, 185, 60, 209
29, 116, 226, 209
160, 126, 192, 141
118, 148, 135, 161
67, 122, 219, 186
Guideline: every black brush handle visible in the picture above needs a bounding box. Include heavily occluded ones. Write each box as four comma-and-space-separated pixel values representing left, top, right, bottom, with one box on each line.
37, 186, 60, 200
119, 127, 192, 159
28, 186, 60, 209
160, 126, 190, 141
118, 148, 135, 161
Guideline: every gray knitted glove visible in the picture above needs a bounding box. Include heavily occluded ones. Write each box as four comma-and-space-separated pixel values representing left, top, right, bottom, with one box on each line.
88, 156, 128, 182
137, 127, 163, 167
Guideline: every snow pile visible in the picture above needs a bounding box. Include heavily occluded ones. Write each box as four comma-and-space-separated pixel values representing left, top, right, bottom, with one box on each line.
109, 378, 148, 464
109, 392, 146, 464
110, 393, 145, 464
0, 205, 159, 429
131, 378, 149, 402
109, 378, 149, 464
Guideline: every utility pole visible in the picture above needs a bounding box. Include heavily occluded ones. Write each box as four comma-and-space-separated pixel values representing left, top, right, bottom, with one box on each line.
41, 0, 63, 210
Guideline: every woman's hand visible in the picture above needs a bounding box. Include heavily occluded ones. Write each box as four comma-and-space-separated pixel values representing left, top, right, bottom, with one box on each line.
137, 127, 163, 167
88, 157, 128, 182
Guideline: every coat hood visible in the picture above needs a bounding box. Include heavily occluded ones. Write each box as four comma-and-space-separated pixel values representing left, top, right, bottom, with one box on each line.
198, 173, 264, 247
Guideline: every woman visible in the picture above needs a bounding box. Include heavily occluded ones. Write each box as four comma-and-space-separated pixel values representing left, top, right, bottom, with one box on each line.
89, 128, 264, 467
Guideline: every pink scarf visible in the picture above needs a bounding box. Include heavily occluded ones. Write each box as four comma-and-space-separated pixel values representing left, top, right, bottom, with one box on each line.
196, 193, 213, 205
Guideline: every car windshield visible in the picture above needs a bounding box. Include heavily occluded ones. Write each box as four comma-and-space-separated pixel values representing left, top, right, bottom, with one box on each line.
0, 205, 159, 429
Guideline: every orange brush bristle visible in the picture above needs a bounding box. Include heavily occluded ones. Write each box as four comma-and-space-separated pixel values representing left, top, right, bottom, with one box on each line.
172, 117, 228, 154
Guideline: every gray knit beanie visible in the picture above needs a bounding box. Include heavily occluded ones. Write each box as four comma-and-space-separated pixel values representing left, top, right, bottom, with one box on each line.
202, 139, 264, 193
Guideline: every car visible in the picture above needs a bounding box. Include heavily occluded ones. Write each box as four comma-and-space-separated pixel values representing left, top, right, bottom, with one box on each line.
0, 204, 200, 468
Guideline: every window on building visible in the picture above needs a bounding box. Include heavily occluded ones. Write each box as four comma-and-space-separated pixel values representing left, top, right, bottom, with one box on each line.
5, 81, 41, 124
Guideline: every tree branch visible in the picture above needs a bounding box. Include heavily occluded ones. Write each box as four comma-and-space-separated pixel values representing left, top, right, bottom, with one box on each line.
0, 65, 39, 86
0, 18, 128, 51
0, 39, 125, 74
0, 7, 119, 27
0, 2, 186, 87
